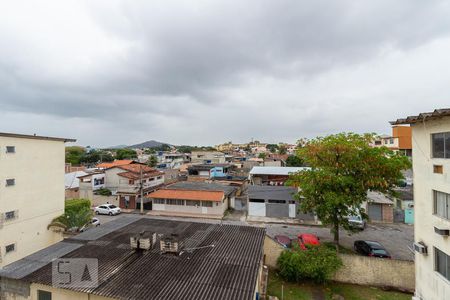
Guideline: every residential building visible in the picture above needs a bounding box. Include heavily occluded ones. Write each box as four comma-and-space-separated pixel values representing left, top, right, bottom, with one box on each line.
372, 125, 412, 156
0, 216, 265, 300
77, 172, 106, 200
104, 164, 164, 210
364, 191, 394, 223
64, 170, 88, 199
247, 186, 315, 223
0, 132, 75, 267
187, 163, 235, 178
190, 151, 226, 164
249, 166, 308, 186
391, 108, 450, 300
156, 152, 189, 169
147, 181, 237, 218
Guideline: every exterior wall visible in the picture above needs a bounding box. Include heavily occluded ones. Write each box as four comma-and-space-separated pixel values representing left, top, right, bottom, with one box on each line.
264, 236, 414, 291
79, 181, 94, 200
263, 160, 283, 167
0, 137, 65, 267
190, 151, 226, 164
65, 188, 79, 200
104, 167, 164, 194
91, 195, 118, 207
412, 118, 450, 300
393, 125, 412, 150
381, 203, 394, 223
151, 197, 228, 216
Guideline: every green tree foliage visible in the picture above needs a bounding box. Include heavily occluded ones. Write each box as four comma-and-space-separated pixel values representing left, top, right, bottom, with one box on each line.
49, 199, 93, 231
176, 145, 217, 153
278, 145, 287, 155
277, 245, 343, 284
286, 155, 304, 167
258, 152, 267, 159
267, 144, 279, 153
287, 133, 411, 248
148, 155, 158, 167
80, 150, 114, 164
116, 148, 138, 159
65, 146, 85, 165
95, 188, 112, 196
153, 144, 171, 151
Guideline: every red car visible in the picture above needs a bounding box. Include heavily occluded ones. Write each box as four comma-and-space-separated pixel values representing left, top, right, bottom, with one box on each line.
298, 233, 320, 250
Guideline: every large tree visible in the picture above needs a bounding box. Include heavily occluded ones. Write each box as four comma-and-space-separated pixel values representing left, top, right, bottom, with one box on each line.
288, 133, 411, 249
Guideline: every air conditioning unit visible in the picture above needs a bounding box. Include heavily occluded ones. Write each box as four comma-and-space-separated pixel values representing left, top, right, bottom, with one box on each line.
414, 242, 428, 255
434, 227, 450, 236
130, 231, 156, 251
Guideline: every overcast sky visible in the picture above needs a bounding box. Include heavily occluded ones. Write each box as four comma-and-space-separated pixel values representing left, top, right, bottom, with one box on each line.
1, 0, 450, 147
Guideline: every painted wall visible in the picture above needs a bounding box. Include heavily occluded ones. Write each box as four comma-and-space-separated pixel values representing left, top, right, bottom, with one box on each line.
0, 136, 65, 267
411, 118, 450, 300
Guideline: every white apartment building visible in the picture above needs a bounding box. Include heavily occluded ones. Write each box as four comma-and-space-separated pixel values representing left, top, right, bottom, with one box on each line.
0, 132, 75, 267
392, 109, 450, 300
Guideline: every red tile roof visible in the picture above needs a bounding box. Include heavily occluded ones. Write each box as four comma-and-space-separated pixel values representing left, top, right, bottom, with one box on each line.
147, 189, 224, 202
97, 160, 134, 169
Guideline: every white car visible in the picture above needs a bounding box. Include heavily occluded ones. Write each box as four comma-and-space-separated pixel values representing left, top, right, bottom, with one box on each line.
94, 204, 121, 216
80, 218, 100, 232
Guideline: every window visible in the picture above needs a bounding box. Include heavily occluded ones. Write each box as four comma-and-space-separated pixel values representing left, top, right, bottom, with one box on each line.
129, 180, 134, 185
434, 165, 444, 174
201, 201, 213, 207
157, 176, 162, 180
390, 138, 394, 144
249, 198, 265, 203
432, 132, 450, 158
434, 190, 450, 220
5, 211, 16, 220
435, 247, 450, 281
186, 200, 200, 206
6, 146, 15, 153
38, 290, 52, 300
268, 199, 286, 204
153, 199, 165, 204
167, 199, 184, 206
6, 179, 15, 186
5, 243, 15, 253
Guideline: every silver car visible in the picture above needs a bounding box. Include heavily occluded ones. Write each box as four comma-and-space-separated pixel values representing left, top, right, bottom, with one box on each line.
348, 215, 366, 230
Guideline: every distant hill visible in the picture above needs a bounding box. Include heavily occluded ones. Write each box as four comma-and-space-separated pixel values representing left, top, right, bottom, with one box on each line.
129, 140, 172, 149
106, 144, 129, 149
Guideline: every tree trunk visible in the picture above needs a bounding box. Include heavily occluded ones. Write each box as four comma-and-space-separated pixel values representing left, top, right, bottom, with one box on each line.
334, 222, 340, 252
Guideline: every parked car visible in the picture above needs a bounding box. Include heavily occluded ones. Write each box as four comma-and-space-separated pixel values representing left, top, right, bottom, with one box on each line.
274, 235, 292, 248
94, 204, 121, 216
80, 218, 100, 232
297, 233, 320, 250
347, 215, 366, 230
354, 240, 391, 258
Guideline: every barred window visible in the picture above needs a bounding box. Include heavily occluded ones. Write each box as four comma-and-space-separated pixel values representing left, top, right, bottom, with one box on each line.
201, 201, 213, 207
167, 199, 184, 206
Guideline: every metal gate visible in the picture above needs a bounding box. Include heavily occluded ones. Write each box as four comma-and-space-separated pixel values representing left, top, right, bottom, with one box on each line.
368, 203, 383, 221
394, 208, 405, 223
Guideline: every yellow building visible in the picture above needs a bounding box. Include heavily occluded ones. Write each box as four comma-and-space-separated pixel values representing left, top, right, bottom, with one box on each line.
0, 132, 75, 267
392, 109, 450, 300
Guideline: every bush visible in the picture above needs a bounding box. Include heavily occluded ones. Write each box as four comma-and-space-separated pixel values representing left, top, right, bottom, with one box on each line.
49, 199, 93, 231
95, 188, 112, 196
65, 199, 91, 214
277, 245, 342, 284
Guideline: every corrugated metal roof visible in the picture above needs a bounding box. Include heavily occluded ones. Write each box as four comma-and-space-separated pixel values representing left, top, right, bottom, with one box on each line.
249, 166, 309, 175
367, 191, 394, 205
65, 171, 88, 189
4, 217, 265, 300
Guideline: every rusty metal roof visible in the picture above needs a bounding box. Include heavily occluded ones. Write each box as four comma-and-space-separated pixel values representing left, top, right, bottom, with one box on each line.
5, 217, 265, 300
390, 108, 450, 125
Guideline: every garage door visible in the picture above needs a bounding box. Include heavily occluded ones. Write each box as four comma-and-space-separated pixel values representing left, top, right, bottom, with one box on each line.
368, 203, 382, 221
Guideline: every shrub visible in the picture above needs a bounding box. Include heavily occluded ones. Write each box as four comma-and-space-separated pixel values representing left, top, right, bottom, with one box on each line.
95, 188, 112, 196
277, 245, 343, 284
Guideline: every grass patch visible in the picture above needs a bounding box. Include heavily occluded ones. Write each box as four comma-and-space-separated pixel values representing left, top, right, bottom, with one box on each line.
322, 242, 354, 254
268, 270, 412, 300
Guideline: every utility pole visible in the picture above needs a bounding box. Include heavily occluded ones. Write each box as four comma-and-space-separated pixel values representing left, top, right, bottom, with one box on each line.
140, 164, 144, 214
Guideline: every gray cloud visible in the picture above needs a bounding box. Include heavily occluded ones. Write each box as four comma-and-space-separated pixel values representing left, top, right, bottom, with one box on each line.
1, 0, 450, 146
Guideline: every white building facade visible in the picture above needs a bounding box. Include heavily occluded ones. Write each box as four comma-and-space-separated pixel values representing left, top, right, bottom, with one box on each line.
392, 109, 450, 300
0, 132, 75, 267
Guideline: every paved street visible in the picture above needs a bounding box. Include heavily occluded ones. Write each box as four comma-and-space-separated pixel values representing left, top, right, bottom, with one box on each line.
94, 213, 414, 261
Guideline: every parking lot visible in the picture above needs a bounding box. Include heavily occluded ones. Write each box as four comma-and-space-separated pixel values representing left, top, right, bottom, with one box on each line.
93, 213, 414, 261
265, 222, 414, 261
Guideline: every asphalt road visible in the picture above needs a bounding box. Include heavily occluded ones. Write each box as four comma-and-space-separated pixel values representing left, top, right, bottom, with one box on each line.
94, 213, 414, 261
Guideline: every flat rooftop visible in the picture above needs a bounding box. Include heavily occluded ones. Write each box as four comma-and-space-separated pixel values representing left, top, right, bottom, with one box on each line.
249, 166, 309, 176
0, 216, 265, 300
0, 132, 76, 142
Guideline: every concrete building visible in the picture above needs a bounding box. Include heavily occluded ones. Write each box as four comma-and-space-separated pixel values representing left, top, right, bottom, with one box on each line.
187, 163, 234, 178
372, 125, 412, 156
104, 164, 164, 210
156, 152, 189, 169
391, 109, 450, 300
364, 191, 394, 223
0, 132, 75, 268
190, 151, 226, 164
64, 171, 88, 199
0, 216, 265, 300
249, 166, 308, 186
77, 172, 106, 200
147, 182, 236, 218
